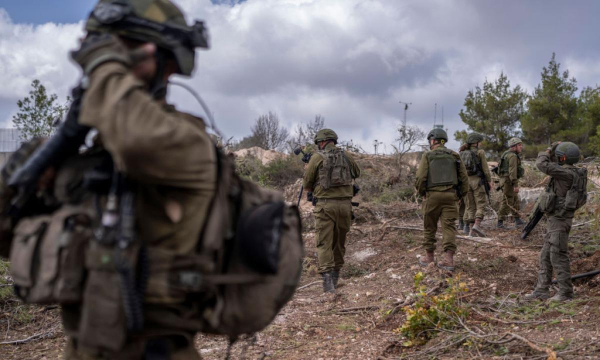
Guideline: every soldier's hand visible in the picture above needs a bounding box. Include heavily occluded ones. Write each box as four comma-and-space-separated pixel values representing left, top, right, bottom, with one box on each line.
514, 187, 519, 194
71, 33, 131, 75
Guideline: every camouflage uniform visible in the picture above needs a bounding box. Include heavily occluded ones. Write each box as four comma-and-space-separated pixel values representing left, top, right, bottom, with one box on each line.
415, 145, 469, 254
498, 150, 523, 223
303, 142, 360, 282
530, 148, 583, 300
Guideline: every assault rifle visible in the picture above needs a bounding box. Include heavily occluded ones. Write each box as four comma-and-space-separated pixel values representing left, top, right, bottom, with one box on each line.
521, 180, 554, 240
293, 147, 313, 207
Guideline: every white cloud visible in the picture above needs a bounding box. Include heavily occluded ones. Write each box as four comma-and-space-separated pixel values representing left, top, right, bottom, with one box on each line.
2, 0, 600, 151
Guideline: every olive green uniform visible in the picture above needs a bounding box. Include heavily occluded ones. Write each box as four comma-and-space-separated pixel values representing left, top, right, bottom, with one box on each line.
415, 145, 469, 252
463, 147, 491, 222
532, 152, 578, 299
65, 51, 217, 358
498, 150, 523, 221
303, 143, 360, 274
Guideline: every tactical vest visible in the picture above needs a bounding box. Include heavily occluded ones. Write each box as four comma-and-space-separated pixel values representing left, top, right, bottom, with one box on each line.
317, 147, 353, 190
3, 141, 304, 350
426, 149, 458, 188
499, 151, 524, 178
460, 148, 480, 176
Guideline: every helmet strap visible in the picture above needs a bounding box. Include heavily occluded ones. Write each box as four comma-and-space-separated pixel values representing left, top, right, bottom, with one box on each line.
149, 49, 168, 100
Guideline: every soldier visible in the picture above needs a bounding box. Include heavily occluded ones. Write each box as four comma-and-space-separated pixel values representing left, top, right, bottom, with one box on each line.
54, 1, 214, 358
415, 128, 469, 271
459, 133, 492, 237
497, 137, 525, 228
524, 142, 587, 302
303, 129, 361, 293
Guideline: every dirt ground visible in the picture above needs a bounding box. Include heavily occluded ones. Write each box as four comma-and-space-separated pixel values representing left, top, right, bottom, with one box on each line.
2, 201, 600, 359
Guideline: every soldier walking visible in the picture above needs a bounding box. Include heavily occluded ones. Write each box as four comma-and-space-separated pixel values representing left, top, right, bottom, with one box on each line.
524, 142, 587, 302
459, 133, 492, 237
497, 137, 525, 228
303, 129, 361, 293
416, 128, 469, 271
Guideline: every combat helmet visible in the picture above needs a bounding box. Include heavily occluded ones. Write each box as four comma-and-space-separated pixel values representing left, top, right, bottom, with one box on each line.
85, 0, 209, 76
466, 132, 484, 144
555, 142, 580, 165
427, 128, 448, 142
314, 129, 338, 144
508, 137, 522, 147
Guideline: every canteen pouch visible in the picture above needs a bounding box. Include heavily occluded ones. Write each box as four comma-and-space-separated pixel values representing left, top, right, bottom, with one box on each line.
538, 191, 556, 214
78, 242, 128, 351
10, 206, 92, 304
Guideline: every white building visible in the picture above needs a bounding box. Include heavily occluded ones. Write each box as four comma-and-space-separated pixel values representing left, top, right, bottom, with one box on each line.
0, 129, 23, 166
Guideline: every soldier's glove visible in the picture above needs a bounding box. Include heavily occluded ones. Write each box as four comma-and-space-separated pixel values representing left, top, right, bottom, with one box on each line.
71, 33, 132, 75
547, 141, 561, 162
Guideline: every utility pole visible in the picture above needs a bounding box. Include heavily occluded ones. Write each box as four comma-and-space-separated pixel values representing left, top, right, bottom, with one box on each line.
398, 101, 412, 127
373, 139, 383, 155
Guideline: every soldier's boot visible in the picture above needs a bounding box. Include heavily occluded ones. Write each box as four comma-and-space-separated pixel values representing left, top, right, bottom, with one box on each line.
457, 219, 464, 231
419, 251, 435, 267
437, 250, 455, 272
321, 272, 335, 293
549, 293, 573, 302
332, 270, 340, 289
463, 222, 470, 235
470, 218, 486, 237
496, 220, 505, 229
523, 292, 550, 302
514, 217, 525, 227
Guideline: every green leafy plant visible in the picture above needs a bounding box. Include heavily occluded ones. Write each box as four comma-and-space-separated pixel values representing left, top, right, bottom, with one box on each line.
396, 272, 469, 345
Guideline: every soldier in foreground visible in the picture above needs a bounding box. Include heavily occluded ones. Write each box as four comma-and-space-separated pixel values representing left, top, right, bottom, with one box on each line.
497, 137, 525, 228
303, 129, 361, 293
415, 128, 468, 271
459, 133, 492, 237
524, 142, 587, 302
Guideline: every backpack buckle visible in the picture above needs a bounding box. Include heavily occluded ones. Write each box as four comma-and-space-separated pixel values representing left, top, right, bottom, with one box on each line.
178, 271, 203, 290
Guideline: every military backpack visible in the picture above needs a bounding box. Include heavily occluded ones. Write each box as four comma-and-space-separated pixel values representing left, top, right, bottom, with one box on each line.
317, 147, 354, 190
564, 167, 587, 211
459, 148, 479, 176
498, 150, 524, 178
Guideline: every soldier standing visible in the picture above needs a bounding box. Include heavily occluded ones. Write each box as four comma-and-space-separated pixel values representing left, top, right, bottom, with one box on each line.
524, 142, 587, 302
416, 128, 469, 271
46, 1, 214, 358
459, 133, 492, 237
497, 137, 525, 228
303, 129, 361, 293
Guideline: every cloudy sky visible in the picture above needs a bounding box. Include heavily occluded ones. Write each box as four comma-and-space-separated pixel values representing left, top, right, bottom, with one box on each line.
1, 0, 600, 152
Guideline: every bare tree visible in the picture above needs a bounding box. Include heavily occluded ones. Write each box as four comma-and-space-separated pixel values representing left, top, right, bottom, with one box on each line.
289, 114, 325, 148
392, 124, 426, 176
251, 112, 289, 151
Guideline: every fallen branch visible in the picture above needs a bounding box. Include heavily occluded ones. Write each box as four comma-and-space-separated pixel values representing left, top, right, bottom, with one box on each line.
297, 281, 320, 291
573, 219, 595, 228
457, 284, 496, 301
508, 332, 557, 359
0, 326, 59, 345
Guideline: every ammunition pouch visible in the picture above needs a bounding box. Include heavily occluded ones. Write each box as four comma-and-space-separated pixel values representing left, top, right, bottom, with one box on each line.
537, 191, 556, 214
10, 205, 93, 305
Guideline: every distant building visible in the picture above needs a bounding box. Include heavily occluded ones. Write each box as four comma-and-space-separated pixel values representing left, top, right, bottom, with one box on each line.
0, 129, 23, 166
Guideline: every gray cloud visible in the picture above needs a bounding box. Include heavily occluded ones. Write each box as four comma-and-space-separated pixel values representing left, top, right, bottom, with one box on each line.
3, 0, 600, 151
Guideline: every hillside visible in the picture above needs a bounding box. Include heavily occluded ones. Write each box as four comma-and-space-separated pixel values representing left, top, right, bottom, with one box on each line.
1, 151, 600, 359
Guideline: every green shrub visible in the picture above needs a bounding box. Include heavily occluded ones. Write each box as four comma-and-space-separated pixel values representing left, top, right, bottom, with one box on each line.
396, 272, 469, 345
